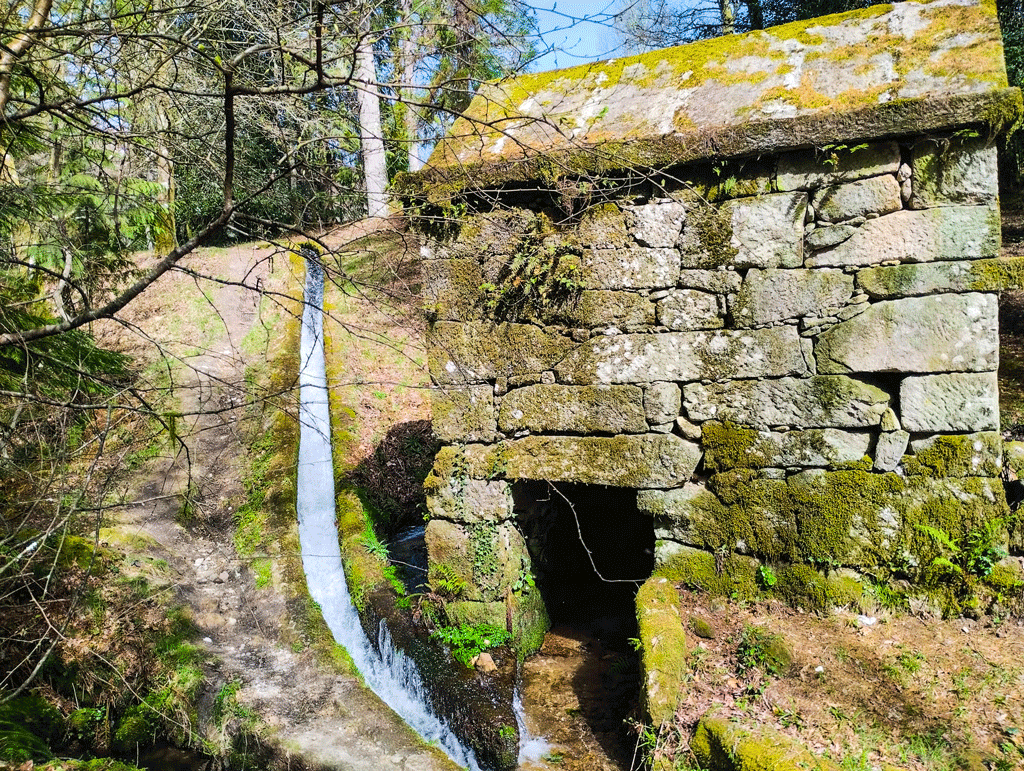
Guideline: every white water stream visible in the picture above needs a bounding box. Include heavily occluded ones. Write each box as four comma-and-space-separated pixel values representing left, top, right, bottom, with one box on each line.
295, 259, 482, 770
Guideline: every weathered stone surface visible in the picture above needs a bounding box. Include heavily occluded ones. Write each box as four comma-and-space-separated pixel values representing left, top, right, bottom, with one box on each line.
733, 268, 853, 327
575, 204, 631, 249
501, 434, 701, 488
811, 175, 902, 223
636, 578, 688, 726
582, 247, 679, 289
777, 142, 901, 191
425, 519, 529, 602
656, 289, 723, 329
806, 205, 1001, 268
880, 407, 901, 432
856, 257, 1024, 299
684, 376, 890, 427
900, 372, 999, 432
444, 209, 535, 262
677, 269, 742, 294
909, 432, 1002, 476
625, 200, 687, 247
873, 430, 910, 472
691, 715, 843, 771
701, 421, 872, 469
556, 326, 807, 384
815, 293, 998, 374
806, 224, 857, 251
523, 289, 655, 330
497, 384, 647, 434
425, 477, 514, 524
429, 321, 577, 384
910, 137, 999, 208
423, 257, 483, 321
679, 193, 805, 270
432, 385, 497, 442
644, 382, 681, 425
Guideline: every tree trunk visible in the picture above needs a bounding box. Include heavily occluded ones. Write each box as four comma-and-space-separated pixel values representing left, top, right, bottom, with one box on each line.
401, 0, 425, 172
355, 24, 389, 218
719, 0, 736, 34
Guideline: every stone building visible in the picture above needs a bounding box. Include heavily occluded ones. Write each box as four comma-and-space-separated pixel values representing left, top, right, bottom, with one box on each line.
400, 0, 1024, 654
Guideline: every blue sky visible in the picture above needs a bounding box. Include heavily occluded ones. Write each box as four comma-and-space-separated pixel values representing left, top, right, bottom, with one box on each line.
528, 1, 626, 71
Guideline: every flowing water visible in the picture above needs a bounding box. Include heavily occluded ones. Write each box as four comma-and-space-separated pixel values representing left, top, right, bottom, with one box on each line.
295, 258, 482, 770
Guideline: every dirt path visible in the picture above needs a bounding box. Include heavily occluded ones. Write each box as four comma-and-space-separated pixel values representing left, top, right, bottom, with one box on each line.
95, 234, 456, 771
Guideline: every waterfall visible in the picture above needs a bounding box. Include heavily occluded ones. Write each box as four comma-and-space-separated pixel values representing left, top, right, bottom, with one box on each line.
295, 258, 481, 770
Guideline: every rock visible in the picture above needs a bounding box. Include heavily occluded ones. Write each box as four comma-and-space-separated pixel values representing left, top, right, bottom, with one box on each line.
498, 384, 647, 434
556, 326, 807, 384
806, 205, 1000, 268
814, 293, 998, 374
806, 223, 858, 250
677, 269, 742, 294
624, 199, 687, 247
425, 477, 514, 525
880, 407, 901, 432
811, 175, 902, 222
908, 432, 1002, 476
910, 137, 999, 208
675, 416, 703, 441
429, 321, 577, 385
856, 256, 1024, 299
432, 385, 497, 442
425, 520, 528, 602
690, 617, 716, 639
874, 430, 910, 472
422, 257, 484, 321
777, 142, 900, 190
502, 434, 701, 488
644, 382, 682, 425
679, 193, 806, 270
474, 652, 498, 673
701, 422, 872, 470
683, 375, 889, 428
656, 289, 724, 329
900, 372, 999, 432
733, 268, 853, 327
636, 578, 688, 725
582, 247, 680, 289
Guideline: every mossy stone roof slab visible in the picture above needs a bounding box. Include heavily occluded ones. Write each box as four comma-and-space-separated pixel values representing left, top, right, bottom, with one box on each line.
406, 0, 1021, 199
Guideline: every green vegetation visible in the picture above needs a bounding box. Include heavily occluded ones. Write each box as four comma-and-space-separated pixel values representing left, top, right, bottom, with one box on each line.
429, 623, 511, 668
734, 625, 792, 677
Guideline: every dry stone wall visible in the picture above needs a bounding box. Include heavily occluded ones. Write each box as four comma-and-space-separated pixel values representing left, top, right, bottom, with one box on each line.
403, 0, 1024, 650
416, 134, 1021, 643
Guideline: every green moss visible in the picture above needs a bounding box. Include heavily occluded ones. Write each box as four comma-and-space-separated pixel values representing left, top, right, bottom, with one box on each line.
690, 616, 716, 639
907, 434, 1002, 477
682, 201, 739, 269
983, 561, 1023, 593
691, 714, 843, 771
655, 546, 759, 600
636, 578, 689, 725
701, 421, 765, 470
772, 564, 863, 611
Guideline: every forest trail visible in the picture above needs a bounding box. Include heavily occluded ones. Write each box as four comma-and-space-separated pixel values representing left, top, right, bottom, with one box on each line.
93, 226, 453, 771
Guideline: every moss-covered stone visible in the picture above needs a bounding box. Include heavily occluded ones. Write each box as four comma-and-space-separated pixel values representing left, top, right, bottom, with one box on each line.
690, 713, 843, 770
654, 544, 760, 600
856, 256, 1024, 299
772, 563, 863, 610
904, 432, 1002, 477
636, 577, 688, 725
497, 384, 647, 435
431, 385, 497, 443
690, 616, 716, 639
701, 420, 871, 470
428, 320, 577, 385
500, 433, 701, 488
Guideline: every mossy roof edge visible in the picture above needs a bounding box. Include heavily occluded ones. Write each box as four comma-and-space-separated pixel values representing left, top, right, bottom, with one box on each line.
395, 87, 1022, 204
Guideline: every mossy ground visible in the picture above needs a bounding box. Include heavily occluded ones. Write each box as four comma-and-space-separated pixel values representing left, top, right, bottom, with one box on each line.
640, 587, 1024, 771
